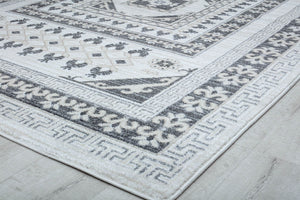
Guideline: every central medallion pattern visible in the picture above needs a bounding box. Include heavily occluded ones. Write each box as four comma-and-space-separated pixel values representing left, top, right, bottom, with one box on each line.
126, 0, 196, 12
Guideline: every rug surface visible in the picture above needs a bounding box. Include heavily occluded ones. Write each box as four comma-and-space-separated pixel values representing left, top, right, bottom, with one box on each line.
0, 0, 299, 199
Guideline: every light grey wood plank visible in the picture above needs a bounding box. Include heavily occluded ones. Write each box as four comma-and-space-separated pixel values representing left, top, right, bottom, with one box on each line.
0, 158, 83, 200
44, 175, 109, 200
0, 136, 10, 146
209, 156, 300, 200
0, 148, 41, 182
0, 139, 26, 160
0, 140, 42, 182
91, 186, 141, 200
0, 148, 110, 200
251, 160, 300, 200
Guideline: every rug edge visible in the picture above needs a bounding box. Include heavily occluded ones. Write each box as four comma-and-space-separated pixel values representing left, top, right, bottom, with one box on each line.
168, 75, 300, 200
0, 75, 298, 200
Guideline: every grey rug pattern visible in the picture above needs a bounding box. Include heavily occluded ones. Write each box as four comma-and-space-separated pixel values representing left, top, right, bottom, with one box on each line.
0, 0, 299, 199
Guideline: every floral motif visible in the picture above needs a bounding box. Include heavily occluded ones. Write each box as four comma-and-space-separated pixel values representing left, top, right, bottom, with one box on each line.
87, 67, 113, 77
99, 114, 139, 134
228, 65, 258, 77
67, 103, 107, 121
150, 58, 181, 70
133, 126, 173, 148
152, 112, 191, 132
245, 47, 281, 65
218, 23, 240, 33
193, 86, 230, 101
234, 14, 253, 24
201, 32, 223, 43
40, 94, 77, 110
180, 96, 218, 113
180, 86, 231, 113
268, 32, 299, 47
215, 65, 258, 86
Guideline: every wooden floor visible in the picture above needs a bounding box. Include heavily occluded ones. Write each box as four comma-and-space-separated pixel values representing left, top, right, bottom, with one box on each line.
0, 81, 299, 200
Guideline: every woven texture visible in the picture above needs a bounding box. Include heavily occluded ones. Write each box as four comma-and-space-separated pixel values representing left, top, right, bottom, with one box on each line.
0, 0, 299, 199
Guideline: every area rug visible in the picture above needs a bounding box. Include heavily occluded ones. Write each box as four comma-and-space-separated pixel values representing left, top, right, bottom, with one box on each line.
0, 0, 299, 199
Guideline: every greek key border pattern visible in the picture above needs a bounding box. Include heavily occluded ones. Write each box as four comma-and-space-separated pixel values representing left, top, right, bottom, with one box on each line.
0, 17, 299, 153
0, 42, 299, 199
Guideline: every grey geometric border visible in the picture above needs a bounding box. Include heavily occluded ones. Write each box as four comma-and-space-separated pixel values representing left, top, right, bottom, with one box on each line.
11, 0, 286, 56
0, 2, 299, 199
0, 15, 298, 153
0, 5, 298, 122
0, 41, 298, 200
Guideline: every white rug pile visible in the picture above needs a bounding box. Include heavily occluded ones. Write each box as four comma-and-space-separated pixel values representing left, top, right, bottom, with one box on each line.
0, 0, 299, 199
